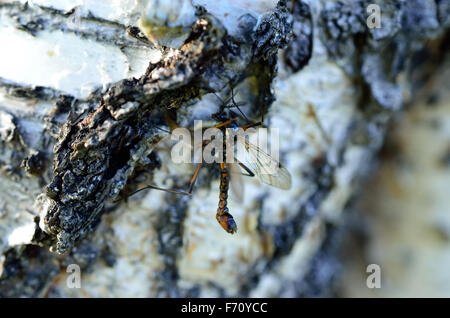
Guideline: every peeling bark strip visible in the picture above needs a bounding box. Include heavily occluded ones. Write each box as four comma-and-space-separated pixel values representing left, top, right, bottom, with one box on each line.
39, 2, 293, 253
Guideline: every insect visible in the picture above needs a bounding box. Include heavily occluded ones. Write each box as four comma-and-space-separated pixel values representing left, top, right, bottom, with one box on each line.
124, 91, 292, 234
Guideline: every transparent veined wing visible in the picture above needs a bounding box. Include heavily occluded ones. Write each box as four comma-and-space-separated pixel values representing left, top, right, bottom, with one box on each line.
228, 162, 244, 203
234, 134, 292, 190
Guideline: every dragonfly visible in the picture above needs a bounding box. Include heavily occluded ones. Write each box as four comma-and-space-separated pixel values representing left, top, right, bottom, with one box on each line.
126, 95, 292, 234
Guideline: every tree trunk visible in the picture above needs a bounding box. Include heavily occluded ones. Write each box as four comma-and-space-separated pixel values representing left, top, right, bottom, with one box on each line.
0, 0, 448, 297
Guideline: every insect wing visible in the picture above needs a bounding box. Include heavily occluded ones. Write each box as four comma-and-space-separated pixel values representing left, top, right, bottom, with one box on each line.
235, 135, 292, 190
228, 163, 244, 203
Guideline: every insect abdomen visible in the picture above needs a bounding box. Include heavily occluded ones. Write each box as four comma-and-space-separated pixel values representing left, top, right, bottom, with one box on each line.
216, 163, 237, 234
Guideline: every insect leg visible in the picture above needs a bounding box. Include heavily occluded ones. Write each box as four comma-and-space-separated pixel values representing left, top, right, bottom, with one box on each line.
187, 162, 202, 193
237, 161, 255, 177
241, 121, 263, 131
213, 118, 238, 129
114, 163, 202, 202
229, 84, 250, 123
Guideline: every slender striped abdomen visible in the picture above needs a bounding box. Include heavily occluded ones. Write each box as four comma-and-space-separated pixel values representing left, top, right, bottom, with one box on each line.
216, 163, 237, 234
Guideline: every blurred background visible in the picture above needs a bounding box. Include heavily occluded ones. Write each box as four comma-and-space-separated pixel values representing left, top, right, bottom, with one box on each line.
340, 50, 450, 297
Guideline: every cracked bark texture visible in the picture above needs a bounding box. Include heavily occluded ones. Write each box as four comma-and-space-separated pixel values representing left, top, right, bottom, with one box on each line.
0, 0, 448, 297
